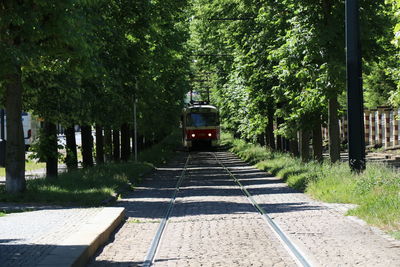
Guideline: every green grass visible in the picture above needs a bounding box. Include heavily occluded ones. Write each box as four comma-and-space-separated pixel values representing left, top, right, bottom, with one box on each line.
128, 219, 159, 223
0, 131, 181, 207
0, 161, 153, 206
0, 161, 46, 177
222, 133, 400, 238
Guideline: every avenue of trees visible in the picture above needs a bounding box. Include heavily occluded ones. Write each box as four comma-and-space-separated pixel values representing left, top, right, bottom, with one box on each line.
1, 1, 399, 194
189, 0, 400, 162
1, 1, 190, 193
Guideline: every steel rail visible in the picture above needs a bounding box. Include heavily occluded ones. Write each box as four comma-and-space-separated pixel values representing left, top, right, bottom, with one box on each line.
142, 154, 191, 267
213, 152, 312, 267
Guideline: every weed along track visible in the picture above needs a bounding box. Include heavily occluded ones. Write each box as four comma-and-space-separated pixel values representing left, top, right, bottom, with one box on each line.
142, 151, 302, 267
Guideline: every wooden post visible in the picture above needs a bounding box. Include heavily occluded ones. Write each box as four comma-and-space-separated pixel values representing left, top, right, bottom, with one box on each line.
394, 109, 399, 147
370, 109, 376, 146
343, 115, 348, 143
385, 109, 391, 148
364, 110, 370, 146
377, 108, 383, 146
323, 126, 328, 143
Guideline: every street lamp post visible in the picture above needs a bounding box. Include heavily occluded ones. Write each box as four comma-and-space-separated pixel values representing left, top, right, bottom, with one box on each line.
346, 0, 366, 171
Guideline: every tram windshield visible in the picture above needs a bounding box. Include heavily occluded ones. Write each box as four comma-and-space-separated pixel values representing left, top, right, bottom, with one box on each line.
186, 112, 219, 127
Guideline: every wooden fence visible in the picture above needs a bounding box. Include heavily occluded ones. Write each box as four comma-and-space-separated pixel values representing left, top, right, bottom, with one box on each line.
325, 107, 400, 149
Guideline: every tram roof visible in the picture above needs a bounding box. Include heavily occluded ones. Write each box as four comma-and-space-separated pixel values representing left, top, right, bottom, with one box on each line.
184, 104, 218, 113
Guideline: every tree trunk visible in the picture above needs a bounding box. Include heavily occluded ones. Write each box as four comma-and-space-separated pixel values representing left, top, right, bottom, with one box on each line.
276, 117, 284, 151
284, 138, 290, 152
265, 106, 275, 150
5, 66, 26, 193
65, 125, 78, 170
312, 121, 323, 162
104, 126, 112, 162
81, 125, 93, 167
121, 123, 130, 161
113, 128, 120, 162
95, 125, 104, 164
257, 134, 265, 147
328, 95, 341, 163
131, 129, 137, 158
43, 121, 58, 178
290, 138, 299, 157
137, 134, 145, 151
299, 129, 310, 162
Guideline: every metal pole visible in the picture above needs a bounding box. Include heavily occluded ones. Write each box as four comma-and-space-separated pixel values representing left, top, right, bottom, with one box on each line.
0, 109, 4, 139
134, 99, 138, 162
0, 109, 6, 167
346, 0, 365, 171
134, 78, 138, 162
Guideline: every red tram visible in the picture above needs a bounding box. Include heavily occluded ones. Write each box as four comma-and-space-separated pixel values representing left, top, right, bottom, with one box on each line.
182, 102, 220, 149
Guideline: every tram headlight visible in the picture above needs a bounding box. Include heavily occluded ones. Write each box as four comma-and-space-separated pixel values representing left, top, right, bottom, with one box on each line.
191, 133, 195, 138
208, 133, 212, 137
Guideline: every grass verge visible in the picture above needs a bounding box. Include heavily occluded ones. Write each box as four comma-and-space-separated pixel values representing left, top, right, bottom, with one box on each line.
0, 161, 46, 177
222, 133, 400, 238
0, 131, 181, 207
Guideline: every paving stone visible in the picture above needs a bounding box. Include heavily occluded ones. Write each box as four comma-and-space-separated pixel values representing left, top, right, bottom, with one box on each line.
218, 151, 400, 267
89, 151, 400, 267
0, 207, 103, 267
89, 152, 296, 266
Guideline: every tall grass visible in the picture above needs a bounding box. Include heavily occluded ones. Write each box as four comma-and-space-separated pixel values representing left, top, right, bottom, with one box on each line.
0, 131, 181, 207
222, 133, 400, 237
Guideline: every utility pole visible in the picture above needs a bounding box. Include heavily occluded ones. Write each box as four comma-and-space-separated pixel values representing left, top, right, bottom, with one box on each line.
346, 0, 366, 171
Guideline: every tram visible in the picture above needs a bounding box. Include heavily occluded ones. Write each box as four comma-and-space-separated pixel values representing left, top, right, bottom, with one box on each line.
182, 101, 220, 149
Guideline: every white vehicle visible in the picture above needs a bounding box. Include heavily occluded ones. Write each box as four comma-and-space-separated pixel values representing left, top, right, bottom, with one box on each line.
0, 112, 39, 149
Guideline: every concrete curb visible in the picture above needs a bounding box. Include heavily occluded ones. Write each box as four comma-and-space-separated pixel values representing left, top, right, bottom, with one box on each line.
36, 207, 125, 267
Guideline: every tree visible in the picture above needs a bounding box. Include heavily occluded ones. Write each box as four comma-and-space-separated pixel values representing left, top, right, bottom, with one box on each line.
0, 1, 85, 191
189, 0, 395, 164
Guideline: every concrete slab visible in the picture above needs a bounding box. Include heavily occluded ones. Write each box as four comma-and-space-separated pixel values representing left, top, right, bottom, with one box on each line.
36, 207, 125, 267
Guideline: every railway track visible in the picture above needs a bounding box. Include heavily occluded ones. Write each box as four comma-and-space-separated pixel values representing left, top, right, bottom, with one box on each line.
142, 151, 311, 267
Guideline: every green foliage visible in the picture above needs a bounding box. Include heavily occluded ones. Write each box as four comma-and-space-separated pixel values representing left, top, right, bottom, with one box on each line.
386, 0, 400, 105
1, 0, 191, 179
189, 0, 397, 143
364, 61, 397, 108
28, 127, 63, 162
224, 133, 400, 236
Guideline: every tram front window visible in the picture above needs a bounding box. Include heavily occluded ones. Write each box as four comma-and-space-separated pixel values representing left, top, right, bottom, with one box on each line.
187, 113, 218, 127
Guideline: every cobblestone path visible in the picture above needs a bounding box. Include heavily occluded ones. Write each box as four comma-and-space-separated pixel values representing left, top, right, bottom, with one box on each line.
153, 152, 296, 267
217, 152, 400, 266
89, 151, 400, 267
89, 152, 296, 266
